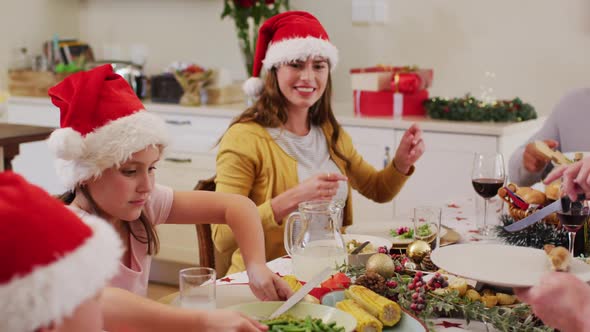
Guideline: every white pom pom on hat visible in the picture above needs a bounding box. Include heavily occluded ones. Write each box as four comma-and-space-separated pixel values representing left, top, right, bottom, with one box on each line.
243, 11, 339, 98
47, 127, 85, 160
242, 77, 264, 98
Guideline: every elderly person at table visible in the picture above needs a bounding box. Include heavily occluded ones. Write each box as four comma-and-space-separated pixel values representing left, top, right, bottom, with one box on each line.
514, 157, 590, 332
508, 88, 590, 186
212, 11, 425, 276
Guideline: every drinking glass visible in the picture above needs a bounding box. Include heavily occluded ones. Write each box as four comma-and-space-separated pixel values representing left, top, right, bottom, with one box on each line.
179, 267, 216, 310
471, 152, 505, 236
413, 206, 442, 249
556, 193, 589, 255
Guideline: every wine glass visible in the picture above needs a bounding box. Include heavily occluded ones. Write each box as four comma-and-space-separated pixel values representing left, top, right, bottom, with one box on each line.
557, 193, 589, 256
471, 152, 505, 236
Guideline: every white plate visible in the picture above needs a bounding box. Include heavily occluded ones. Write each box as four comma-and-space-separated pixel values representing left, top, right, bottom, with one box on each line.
322, 291, 427, 331
171, 284, 258, 308
431, 244, 590, 288
227, 301, 357, 332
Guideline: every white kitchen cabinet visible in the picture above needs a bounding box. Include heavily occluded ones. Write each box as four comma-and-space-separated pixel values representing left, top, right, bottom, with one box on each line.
342, 125, 396, 223
391, 130, 497, 217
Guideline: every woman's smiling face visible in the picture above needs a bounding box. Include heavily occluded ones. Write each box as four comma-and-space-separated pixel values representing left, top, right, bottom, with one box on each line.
276, 56, 329, 113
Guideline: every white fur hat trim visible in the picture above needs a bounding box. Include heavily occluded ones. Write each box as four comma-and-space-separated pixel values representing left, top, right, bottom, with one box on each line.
0, 214, 122, 332
51, 110, 169, 191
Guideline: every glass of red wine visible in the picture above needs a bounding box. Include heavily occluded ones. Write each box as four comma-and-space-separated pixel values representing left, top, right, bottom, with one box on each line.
557, 193, 589, 255
471, 152, 505, 236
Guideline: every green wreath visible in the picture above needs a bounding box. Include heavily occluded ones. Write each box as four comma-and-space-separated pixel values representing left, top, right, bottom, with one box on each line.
425, 95, 537, 122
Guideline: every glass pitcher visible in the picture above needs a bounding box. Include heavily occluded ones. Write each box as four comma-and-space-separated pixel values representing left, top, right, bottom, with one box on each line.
284, 200, 347, 282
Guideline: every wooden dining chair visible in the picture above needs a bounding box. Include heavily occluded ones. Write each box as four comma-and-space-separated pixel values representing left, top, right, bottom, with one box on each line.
193, 176, 217, 271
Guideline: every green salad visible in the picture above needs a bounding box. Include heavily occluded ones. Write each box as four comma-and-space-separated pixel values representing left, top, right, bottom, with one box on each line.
261, 315, 345, 332
390, 224, 432, 239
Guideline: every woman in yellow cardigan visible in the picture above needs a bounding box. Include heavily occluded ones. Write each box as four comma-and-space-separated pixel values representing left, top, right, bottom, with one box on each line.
213, 11, 425, 276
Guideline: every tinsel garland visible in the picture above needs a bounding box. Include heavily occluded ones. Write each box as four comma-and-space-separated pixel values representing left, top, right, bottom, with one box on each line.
425, 95, 537, 122
494, 214, 569, 248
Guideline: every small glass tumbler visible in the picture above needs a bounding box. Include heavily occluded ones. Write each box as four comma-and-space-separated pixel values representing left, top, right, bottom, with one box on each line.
179, 267, 216, 310
413, 206, 443, 249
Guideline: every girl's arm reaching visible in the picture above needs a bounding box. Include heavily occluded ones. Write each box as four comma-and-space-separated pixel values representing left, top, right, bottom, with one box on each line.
166, 191, 292, 301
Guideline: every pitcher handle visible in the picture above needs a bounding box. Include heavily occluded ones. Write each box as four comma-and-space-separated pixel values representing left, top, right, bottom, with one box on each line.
284, 212, 301, 256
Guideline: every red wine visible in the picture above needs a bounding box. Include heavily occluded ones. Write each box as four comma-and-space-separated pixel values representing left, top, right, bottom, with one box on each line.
557, 211, 589, 232
472, 178, 504, 199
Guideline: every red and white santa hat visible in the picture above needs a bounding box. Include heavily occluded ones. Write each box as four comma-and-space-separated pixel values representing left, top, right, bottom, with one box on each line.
0, 171, 122, 332
243, 10, 339, 98
48, 64, 169, 190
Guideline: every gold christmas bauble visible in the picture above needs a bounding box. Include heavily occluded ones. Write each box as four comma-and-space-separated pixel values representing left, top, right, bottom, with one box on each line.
407, 240, 431, 264
365, 253, 395, 279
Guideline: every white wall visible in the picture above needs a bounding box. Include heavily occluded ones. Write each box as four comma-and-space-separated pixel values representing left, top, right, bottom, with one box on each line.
5, 0, 590, 116
0, 0, 80, 89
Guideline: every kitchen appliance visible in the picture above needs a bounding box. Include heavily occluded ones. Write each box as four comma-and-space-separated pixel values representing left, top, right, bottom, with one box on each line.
150, 73, 183, 104
85, 61, 147, 99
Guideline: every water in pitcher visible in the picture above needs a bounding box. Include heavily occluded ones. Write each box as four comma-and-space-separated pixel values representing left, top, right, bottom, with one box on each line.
291, 241, 347, 282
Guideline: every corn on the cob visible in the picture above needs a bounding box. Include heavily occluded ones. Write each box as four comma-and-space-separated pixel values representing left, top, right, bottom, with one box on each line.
336, 299, 383, 332
281, 275, 302, 292
344, 285, 401, 326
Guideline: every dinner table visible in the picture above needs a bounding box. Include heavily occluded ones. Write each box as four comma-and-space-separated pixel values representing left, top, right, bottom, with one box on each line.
0, 123, 54, 171
160, 197, 508, 331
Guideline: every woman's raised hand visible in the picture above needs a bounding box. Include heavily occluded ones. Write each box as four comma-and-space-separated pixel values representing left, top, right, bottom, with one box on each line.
392, 123, 425, 174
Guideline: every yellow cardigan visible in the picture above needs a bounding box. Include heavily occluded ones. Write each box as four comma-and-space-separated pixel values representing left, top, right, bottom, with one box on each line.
212, 121, 413, 275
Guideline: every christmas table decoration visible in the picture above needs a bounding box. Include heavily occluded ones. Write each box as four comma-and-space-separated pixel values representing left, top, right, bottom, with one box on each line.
351, 65, 433, 118
336, 251, 553, 331
173, 64, 213, 106
425, 95, 537, 122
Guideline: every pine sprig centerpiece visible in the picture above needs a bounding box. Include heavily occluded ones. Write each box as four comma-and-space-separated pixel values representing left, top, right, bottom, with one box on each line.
338, 264, 551, 331
425, 94, 537, 122
495, 214, 568, 248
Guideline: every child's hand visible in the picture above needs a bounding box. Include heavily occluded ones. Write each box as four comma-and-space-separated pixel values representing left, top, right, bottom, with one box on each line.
247, 263, 293, 301
393, 123, 425, 174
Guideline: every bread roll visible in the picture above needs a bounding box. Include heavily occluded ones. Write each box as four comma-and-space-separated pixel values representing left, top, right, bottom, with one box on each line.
515, 187, 546, 205
544, 244, 571, 272
545, 180, 561, 201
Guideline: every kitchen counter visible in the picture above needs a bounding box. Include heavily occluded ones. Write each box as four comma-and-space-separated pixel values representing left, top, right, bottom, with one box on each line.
7, 96, 546, 137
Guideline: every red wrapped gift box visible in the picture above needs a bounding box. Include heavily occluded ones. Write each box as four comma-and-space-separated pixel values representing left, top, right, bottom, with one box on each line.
350, 66, 433, 93
353, 89, 429, 118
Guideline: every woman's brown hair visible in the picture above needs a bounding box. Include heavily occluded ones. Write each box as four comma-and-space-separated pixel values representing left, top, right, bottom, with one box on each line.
58, 187, 159, 255
225, 68, 351, 169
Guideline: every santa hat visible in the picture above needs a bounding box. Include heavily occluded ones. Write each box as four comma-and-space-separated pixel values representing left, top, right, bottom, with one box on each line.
48, 64, 169, 190
243, 10, 339, 98
0, 172, 122, 332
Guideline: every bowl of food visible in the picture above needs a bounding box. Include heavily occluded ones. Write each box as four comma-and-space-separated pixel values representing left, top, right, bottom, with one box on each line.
343, 234, 393, 267
226, 301, 357, 332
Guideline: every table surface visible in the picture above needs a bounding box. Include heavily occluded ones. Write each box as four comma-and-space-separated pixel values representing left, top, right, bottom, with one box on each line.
160, 197, 505, 331
0, 123, 54, 145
